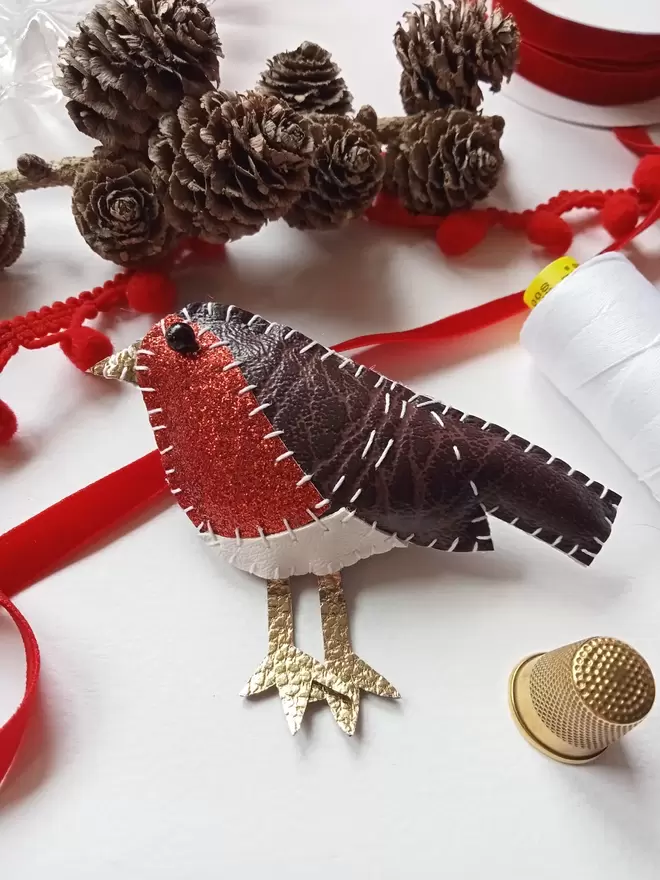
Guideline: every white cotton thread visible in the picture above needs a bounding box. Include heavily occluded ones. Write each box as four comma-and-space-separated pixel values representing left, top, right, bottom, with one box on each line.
249, 402, 271, 416
361, 430, 376, 459
374, 438, 394, 469
257, 526, 269, 546
520, 252, 660, 500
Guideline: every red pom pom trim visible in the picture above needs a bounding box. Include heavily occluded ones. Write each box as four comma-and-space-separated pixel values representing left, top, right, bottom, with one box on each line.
526, 211, 573, 254
632, 155, 660, 202
601, 193, 640, 238
436, 211, 491, 256
60, 326, 114, 372
0, 399, 18, 444
126, 271, 176, 314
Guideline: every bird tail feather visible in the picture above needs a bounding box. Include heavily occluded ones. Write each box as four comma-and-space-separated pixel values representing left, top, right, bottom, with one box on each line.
452, 415, 621, 567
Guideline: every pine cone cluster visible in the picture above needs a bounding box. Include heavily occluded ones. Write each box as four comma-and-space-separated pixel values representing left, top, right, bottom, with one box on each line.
0, 1, 520, 275
149, 91, 314, 242
57, 0, 223, 151
72, 153, 176, 265
259, 42, 353, 115
286, 113, 384, 230
395, 0, 519, 114
385, 109, 505, 214
0, 187, 25, 269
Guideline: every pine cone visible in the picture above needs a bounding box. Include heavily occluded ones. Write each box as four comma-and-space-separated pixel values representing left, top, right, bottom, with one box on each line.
72, 154, 176, 265
57, 0, 223, 151
385, 108, 504, 215
0, 187, 25, 270
286, 114, 384, 230
259, 42, 353, 115
394, 0, 519, 114
149, 90, 314, 242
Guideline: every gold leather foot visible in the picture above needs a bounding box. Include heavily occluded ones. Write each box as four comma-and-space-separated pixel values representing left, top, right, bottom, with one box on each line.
315, 573, 399, 735
241, 579, 349, 734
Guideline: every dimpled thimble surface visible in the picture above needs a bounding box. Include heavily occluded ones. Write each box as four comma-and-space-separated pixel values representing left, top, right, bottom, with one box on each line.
509, 637, 655, 763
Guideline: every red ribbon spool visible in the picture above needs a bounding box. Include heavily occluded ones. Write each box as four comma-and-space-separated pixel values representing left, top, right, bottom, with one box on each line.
498, 0, 660, 106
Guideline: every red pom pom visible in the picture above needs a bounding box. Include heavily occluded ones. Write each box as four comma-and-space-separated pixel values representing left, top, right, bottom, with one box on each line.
0, 399, 18, 444
60, 326, 114, 372
436, 211, 490, 256
126, 271, 176, 314
632, 156, 660, 201
526, 211, 573, 254
600, 193, 639, 238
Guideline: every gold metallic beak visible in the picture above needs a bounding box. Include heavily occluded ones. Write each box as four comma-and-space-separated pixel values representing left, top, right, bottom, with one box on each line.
88, 340, 141, 385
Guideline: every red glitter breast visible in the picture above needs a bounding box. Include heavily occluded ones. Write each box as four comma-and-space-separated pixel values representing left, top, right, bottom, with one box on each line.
136, 317, 323, 538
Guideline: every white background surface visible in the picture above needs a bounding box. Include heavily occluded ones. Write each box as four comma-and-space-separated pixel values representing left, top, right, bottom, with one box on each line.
2, 1, 660, 877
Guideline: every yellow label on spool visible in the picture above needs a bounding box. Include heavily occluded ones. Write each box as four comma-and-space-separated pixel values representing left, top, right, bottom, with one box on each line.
524, 257, 579, 309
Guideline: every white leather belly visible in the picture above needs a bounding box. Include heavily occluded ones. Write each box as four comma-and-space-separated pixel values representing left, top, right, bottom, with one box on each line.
200, 508, 407, 579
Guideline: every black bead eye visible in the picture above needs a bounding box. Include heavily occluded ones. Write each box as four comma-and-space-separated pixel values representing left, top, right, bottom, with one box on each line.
165, 322, 199, 355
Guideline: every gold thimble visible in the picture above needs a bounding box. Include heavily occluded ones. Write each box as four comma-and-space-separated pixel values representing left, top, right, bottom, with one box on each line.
509, 637, 655, 764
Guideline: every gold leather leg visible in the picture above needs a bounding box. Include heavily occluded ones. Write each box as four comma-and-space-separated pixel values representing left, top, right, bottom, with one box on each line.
241, 579, 350, 734
313, 573, 399, 735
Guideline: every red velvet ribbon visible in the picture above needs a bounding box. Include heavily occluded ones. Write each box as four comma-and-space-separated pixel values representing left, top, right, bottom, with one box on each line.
498, 0, 660, 106
0, 452, 169, 785
1, 196, 659, 788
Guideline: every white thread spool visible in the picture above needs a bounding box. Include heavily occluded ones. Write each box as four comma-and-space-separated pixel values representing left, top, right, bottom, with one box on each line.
520, 252, 660, 500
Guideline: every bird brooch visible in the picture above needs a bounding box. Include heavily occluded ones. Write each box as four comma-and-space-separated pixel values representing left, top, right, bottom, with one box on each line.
91, 303, 621, 735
